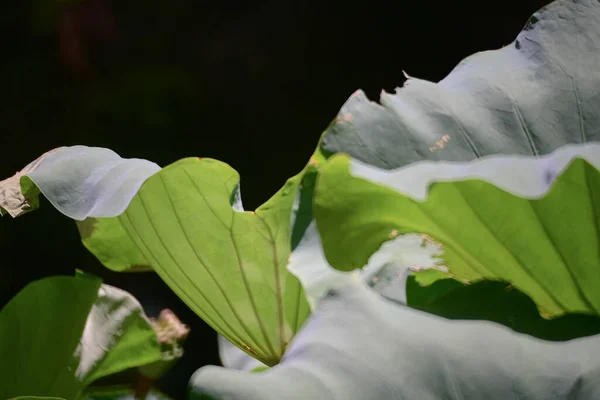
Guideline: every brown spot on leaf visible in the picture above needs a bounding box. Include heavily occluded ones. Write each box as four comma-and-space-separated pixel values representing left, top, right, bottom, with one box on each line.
308, 157, 320, 167
336, 112, 353, 123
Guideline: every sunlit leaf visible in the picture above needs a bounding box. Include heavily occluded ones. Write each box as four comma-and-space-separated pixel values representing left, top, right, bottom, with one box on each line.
114, 157, 310, 365
0, 146, 312, 365
315, 144, 600, 317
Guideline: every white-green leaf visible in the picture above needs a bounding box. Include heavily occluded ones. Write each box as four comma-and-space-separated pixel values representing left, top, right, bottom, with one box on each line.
0, 273, 162, 399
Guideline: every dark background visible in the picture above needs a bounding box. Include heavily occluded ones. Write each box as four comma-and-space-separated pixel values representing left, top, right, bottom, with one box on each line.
0, 0, 547, 398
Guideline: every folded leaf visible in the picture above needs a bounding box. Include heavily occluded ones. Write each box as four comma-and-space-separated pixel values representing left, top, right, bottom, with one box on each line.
315, 143, 600, 318
0, 273, 162, 399
289, 0, 600, 316
0, 146, 160, 219
320, 0, 600, 168
0, 146, 160, 272
189, 282, 600, 399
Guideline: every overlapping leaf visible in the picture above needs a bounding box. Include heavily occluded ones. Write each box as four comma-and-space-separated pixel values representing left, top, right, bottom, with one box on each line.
0, 272, 162, 399
320, 0, 600, 168
285, 0, 600, 316
314, 144, 600, 317
406, 277, 600, 341
189, 281, 600, 400
0, 146, 160, 271
0, 145, 313, 365
217, 335, 267, 372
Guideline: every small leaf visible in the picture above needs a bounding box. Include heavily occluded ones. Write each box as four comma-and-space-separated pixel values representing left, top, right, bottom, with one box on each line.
0, 273, 162, 399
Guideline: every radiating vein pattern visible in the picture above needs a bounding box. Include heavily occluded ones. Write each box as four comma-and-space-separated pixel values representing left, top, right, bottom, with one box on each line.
120, 158, 310, 365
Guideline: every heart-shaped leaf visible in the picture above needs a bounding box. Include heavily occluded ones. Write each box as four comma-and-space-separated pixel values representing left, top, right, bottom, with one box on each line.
114, 157, 310, 365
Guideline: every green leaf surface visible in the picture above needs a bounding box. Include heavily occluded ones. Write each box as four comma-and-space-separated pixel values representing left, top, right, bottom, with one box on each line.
189, 282, 600, 399
0, 273, 162, 399
77, 217, 151, 272
314, 144, 600, 318
114, 157, 311, 365
320, 0, 600, 168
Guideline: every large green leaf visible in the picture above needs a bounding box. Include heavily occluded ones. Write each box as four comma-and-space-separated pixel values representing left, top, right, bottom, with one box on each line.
320, 0, 600, 168
0, 273, 162, 399
115, 157, 310, 365
189, 281, 600, 399
314, 143, 600, 317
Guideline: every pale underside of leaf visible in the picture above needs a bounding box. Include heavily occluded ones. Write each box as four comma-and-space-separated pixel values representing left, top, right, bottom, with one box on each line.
189, 281, 600, 400
320, 0, 600, 169
0, 146, 160, 220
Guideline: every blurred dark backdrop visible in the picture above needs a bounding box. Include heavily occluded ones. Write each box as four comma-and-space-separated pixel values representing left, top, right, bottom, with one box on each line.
0, 0, 548, 398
